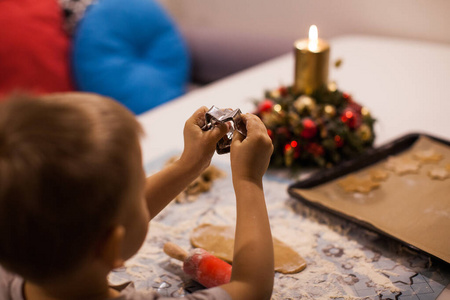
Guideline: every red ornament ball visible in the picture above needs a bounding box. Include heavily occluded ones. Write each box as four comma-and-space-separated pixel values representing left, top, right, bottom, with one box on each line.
341, 107, 361, 129
301, 118, 317, 139
258, 99, 274, 113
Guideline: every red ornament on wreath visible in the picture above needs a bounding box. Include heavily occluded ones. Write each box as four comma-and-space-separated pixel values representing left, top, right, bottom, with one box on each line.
257, 99, 274, 113
300, 118, 317, 139
341, 107, 361, 129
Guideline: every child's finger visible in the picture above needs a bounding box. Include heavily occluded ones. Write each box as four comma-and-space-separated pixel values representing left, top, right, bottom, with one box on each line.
231, 117, 247, 146
187, 106, 209, 128
240, 114, 266, 137
232, 130, 246, 144
209, 122, 229, 142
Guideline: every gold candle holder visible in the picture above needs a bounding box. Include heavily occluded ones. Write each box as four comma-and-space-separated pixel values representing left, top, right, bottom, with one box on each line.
293, 25, 330, 95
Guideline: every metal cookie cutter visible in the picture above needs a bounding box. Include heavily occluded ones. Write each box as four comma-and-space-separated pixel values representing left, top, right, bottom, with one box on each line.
202, 106, 247, 154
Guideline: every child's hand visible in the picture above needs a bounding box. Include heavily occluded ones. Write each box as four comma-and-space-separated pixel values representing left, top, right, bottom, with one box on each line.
180, 106, 229, 174
230, 114, 273, 183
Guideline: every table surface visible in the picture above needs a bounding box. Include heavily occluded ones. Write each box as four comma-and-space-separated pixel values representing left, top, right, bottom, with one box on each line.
132, 35, 450, 299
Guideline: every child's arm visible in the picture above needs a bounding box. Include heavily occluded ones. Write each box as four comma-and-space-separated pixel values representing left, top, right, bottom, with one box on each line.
220, 114, 274, 300
144, 106, 228, 219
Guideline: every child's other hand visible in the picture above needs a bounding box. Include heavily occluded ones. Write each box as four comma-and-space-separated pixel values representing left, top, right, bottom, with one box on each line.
230, 114, 273, 183
180, 106, 228, 174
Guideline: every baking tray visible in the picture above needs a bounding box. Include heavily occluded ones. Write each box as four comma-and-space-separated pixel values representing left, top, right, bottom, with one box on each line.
288, 133, 450, 263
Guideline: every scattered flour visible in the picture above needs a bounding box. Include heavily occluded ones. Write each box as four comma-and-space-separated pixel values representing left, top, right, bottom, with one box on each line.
108, 169, 445, 299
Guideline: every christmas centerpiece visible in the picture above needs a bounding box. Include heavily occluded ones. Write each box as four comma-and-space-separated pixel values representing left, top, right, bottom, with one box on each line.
254, 26, 376, 168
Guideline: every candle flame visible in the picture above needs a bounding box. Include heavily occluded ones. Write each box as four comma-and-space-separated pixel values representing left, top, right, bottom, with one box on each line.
308, 25, 319, 51
309, 25, 318, 40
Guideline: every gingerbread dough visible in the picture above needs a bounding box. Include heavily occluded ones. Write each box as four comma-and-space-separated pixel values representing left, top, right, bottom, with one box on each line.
384, 156, 421, 175
190, 224, 307, 274
413, 149, 443, 163
165, 156, 225, 203
368, 169, 389, 181
428, 167, 450, 180
337, 175, 380, 193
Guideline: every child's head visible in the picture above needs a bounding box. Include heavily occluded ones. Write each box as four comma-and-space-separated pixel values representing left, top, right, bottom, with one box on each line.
0, 93, 150, 283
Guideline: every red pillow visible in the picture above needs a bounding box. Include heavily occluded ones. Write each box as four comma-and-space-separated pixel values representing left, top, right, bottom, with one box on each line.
0, 0, 74, 98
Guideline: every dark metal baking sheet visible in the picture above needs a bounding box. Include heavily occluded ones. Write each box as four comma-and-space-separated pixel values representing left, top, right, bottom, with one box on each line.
287, 132, 450, 263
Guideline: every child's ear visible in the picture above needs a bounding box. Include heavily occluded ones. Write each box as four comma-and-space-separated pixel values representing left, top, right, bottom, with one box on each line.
98, 225, 126, 269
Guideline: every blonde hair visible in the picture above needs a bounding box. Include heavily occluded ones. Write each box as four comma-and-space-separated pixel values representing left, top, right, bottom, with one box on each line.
0, 93, 143, 282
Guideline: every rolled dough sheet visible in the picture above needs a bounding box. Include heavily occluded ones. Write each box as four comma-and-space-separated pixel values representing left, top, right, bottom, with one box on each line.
190, 223, 307, 274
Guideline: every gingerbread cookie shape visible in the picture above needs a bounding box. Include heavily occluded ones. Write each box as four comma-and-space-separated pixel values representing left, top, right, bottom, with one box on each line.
165, 156, 226, 203
368, 169, 389, 181
413, 149, 443, 163
384, 156, 421, 175
337, 175, 380, 194
190, 224, 307, 274
428, 167, 450, 180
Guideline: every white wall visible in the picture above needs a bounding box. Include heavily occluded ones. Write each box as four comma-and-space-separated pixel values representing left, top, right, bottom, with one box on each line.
158, 0, 450, 83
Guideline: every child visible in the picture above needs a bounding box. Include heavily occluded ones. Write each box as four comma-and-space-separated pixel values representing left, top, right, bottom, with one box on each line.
0, 93, 274, 300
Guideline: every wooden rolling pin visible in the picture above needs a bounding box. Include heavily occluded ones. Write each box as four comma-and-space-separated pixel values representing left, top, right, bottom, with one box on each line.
163, 242, 232, 288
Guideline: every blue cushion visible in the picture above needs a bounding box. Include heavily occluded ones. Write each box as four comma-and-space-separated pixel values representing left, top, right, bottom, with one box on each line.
72, 0, 190, 114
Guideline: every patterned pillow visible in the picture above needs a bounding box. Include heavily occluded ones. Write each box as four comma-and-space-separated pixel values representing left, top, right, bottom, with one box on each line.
72, 0, 190, 114
58, 0, 95, 35
0, 0, 74, 98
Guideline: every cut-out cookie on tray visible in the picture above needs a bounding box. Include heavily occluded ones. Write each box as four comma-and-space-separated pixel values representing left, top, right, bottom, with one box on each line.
337, 175, 380, 194
412, 149, 443, 163
427, 167, 450, 180
368, 169, 389, 181
384, 156, 421, 175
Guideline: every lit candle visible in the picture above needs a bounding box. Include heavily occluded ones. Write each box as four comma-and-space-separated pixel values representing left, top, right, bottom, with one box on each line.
293, 25, 330, 94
